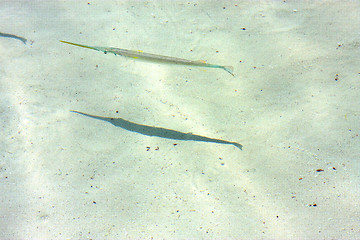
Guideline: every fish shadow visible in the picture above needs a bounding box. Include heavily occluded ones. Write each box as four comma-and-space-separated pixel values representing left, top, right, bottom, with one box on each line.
71, 111, 242, 150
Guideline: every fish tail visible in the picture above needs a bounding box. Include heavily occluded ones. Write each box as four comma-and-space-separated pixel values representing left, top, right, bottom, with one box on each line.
223, 66, 234, 76
232, 142, 243, 150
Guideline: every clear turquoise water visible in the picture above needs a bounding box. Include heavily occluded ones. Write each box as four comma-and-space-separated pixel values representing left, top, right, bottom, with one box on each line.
1, 1, 359, 238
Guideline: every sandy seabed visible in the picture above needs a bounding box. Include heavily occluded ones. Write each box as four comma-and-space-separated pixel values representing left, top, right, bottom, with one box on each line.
0, 1, 359, 239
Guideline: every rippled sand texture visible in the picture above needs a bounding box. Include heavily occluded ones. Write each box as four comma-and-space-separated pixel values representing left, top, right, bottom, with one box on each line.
0, 1, 359, 239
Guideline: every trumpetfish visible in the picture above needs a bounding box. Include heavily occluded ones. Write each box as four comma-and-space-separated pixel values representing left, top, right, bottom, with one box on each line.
60, 40, 234, 76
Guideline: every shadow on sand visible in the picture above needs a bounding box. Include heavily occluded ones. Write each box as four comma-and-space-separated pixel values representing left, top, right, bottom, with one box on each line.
71, 111, 242, 150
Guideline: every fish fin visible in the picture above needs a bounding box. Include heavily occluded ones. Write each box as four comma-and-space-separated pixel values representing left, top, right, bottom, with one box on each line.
223, 66, 234, 76
232, 142, 243, 150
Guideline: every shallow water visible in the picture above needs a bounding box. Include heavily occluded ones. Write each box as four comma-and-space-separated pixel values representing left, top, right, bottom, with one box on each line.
1, 1, 359, 239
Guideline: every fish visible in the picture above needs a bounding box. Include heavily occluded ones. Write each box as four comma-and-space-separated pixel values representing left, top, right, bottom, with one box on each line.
0, 32, 27, 44
60, 40, 234, 76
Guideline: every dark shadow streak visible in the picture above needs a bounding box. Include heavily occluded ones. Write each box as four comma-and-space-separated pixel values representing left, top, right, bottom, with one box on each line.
71, 111, 242, 150
0, 32, 27, 44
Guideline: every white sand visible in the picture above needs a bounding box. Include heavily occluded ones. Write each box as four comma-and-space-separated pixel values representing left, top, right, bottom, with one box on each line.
1, 0, 359, 239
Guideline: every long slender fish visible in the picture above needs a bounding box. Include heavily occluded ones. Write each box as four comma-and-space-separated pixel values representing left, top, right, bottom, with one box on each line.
60, 40, 234, 76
